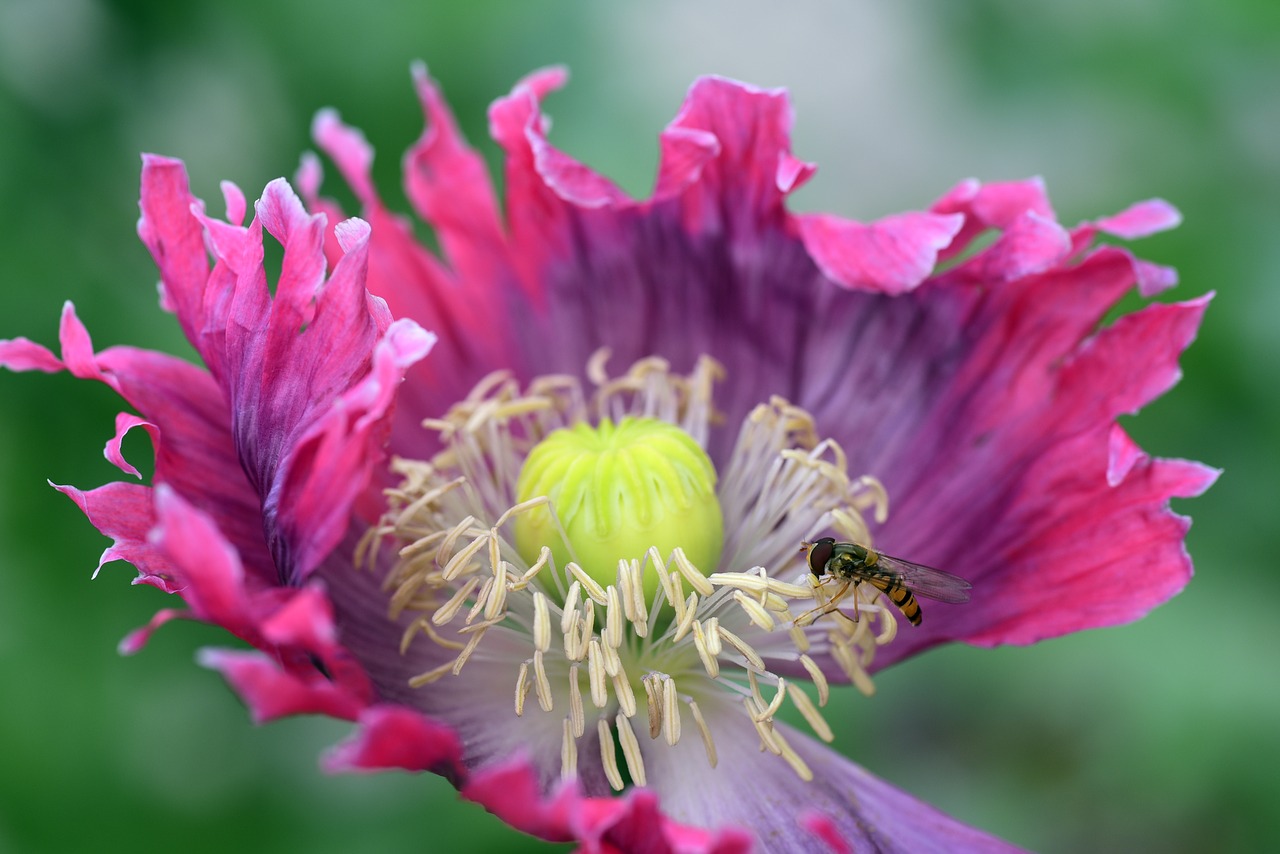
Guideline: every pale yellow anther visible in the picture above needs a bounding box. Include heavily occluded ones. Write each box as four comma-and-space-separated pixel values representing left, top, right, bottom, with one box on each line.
671, 591, 699, 644
587, 640, 608, 708
432, 576, 480, 626
617, 561, 637, 622
691, 620, 721, 679
643, 675, 662, 739
514, 661, 531, 716
648, 546, 676, 605
771, 728, 814, 782
661, 677, 681, 746
466, 576, 494, 625
599, 718, 624, 792
407, 660, 454, 689
605, 586, 624, 650
876, 608, 899, 645
612, 668, 637, 718
532, 591, 551, 653
484, 561, 508, 620
615, 713, 646, 787
673, 548, 715, 597
760, 678, 787, 721
560, 718, 578, 782
451, 628, 486, 675
569, 562, 609, 606
568, 665, 586, 738
667, 572, 687, 626
789, 624, 811, 653
703, 617, 723, 656
439, 526, 483, 579
599, 634, 622, 678
625, 561, 650, 630
560, 580, 582, 634
799, 654, 830, 706
746, 698, 782, 755
533, 650, 554, 713
734, 590, 776, 631
706, 572, 767, 593
789, 686, 833, 742
415, 619, 465, 653
717, 626, 765, 671
689, 699, 717, 768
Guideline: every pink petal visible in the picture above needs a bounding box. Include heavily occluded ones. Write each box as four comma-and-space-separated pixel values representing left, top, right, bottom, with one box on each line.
797, 211, 964, 294
54, 480, 173, 589
323, 705, 465, 777
104, 412, 158, 478
0, 335, 63, 372
198, 648, 366, 723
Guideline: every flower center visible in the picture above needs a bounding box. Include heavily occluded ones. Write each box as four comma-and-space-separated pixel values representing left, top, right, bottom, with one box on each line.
365, 354, 902, 791
513, 416, 723, 600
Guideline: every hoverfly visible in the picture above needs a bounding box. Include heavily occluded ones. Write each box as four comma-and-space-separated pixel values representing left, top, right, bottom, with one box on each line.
801, 537, 971, 626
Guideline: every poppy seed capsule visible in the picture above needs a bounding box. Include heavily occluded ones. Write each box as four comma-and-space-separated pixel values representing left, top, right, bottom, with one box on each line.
514, 417, 724, 600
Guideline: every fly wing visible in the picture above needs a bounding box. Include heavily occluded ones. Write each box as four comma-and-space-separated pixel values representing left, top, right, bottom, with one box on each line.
873, 553, 972, 604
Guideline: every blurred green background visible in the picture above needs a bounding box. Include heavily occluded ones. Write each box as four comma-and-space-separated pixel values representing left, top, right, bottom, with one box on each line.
1, 1, 1276, 851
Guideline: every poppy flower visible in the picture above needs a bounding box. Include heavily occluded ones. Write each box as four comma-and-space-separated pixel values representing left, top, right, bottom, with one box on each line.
0, 65, 1215, 852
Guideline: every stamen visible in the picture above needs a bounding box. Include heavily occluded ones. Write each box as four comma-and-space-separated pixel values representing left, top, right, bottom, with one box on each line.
431, 576, 480, 626
734, 590, 776, 631
561, 718, 578, 782
717, 626, 766, 671
661, 677, 681, 746
688, 699, 717, 768
789, 685, 833, 743
745, 697, 782, 755
378, 353, 910, 793
671, 591, 699, 644
514, 661, 531, 716
703, 617, 723, 656
587, 640, 609, 708
771, 728, 814, 782
643, 675, 663, 739
533, 650, 554, 712
568, 665, 585, 737
569, 562, 609, 606
605, 586, 624, 650
484, 560, 508, 620
560, 580, 582, 634
799, 654, 830, 706
612, 667, 637, 718
532, 590, 551, 653
672, 548, 715, 597
691, 620, 720, 678
598, 718, 625, 792
615, 713, 647, 787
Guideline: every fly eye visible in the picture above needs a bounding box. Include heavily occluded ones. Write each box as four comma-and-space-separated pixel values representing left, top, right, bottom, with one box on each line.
807, 538, 835, 576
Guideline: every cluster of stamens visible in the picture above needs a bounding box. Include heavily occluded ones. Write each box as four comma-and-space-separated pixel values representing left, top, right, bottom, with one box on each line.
358, 353, 902, 790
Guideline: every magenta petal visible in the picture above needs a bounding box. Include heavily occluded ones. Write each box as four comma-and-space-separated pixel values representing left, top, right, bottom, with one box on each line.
459, 758, 753, 853
323, 705, 464, 778
0, 334, 62, 372
104, 412, 158, 478
868, 289, 1216, 662
634, 700, 1020, 853
55, 480, 173, 589
198, 648, 366, 723
948, 211, 1072, 282
797, 211, 964, 294
1090, 198, 1181, 240
403, 62, 508, 289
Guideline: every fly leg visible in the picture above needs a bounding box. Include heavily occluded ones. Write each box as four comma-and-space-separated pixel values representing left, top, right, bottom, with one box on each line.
795, 579, 853, 627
